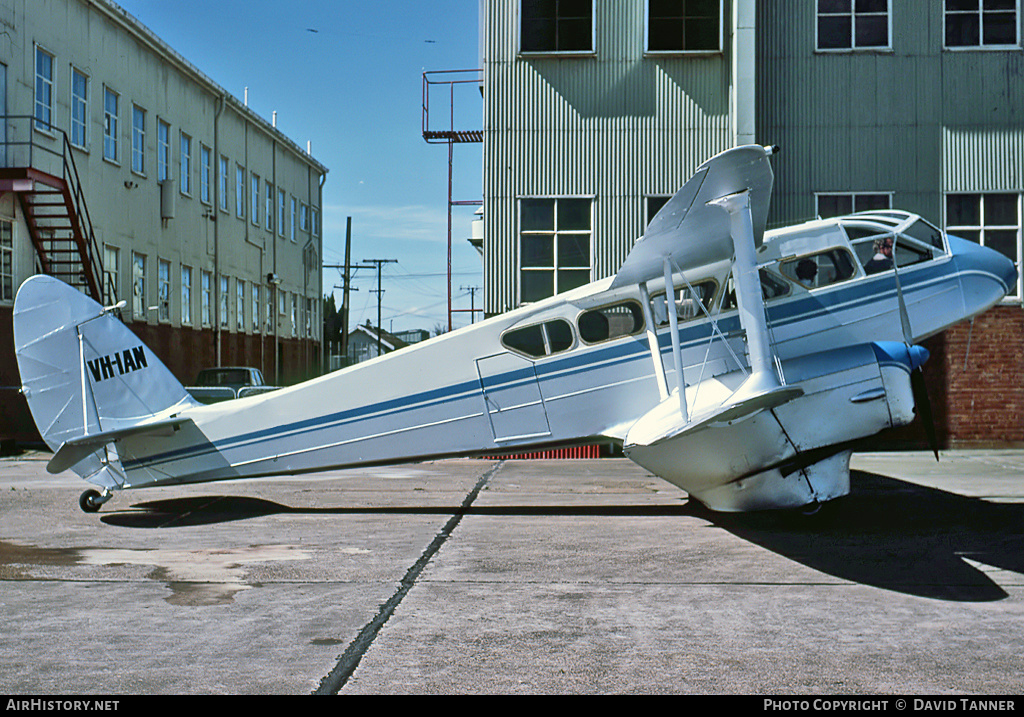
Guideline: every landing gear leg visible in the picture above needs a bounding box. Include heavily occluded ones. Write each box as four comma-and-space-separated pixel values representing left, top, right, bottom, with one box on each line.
79, 488, 113, 513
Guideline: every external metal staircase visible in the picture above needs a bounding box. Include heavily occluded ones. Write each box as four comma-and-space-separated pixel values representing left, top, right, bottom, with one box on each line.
0, 116, 103, 302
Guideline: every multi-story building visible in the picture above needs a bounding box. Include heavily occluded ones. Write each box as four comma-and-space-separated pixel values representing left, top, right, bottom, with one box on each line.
1, 0, 327, 441
478, 0, 1023, 445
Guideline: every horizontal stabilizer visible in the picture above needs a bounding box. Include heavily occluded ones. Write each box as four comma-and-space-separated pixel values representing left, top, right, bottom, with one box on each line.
47, 416, 194, 475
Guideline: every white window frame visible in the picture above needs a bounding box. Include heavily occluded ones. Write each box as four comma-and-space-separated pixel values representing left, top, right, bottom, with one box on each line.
34, 45, 55, 133
1, 219, 14, 303
180, 132, 192, 196
944, 0, 1021, 50
70, 67, 88, 149
251, 173, 260, 226
220, 275, 230, 329
219, 156, 229, 212
103, 86, 119, 163
157, 119, 170, 182
816, 0, 893, 52
131, 105, 146, 176
945, 192, 1023, 300
265, 182, 274, 232
158, 258, 171, 323
815, 191, 894, 218
518, 0, 596, 56
181, 265, 193, 326
237, 279, 246, 331
252, 283, 261, 334
103, 245, 119, 307
237, 166, 246, 219
201, 270, 212, 327
132, 252, 146, 320
278, 189, 286, 237
518, 196, 593, 305
645, 0, 724, 55
200, 145, 211, 205
290, 197, 297, 242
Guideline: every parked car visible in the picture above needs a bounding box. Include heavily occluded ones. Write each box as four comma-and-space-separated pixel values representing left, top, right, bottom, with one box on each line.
188, 367, 274, 403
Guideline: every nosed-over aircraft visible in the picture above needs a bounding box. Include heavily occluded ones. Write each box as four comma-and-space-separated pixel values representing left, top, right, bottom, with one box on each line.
13, 146, 1017, 513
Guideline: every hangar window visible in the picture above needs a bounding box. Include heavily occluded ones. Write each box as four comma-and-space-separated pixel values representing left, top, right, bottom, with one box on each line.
520, 0, 593, 54
815, 192, 891, 218
520, 197, 591, 303
502, 319, 575, 358
816, 0, 890, 51
945, 0, 1020, 48
946, 193, 1021, 297
779, 249, 857, 289
577, 302, 644, 344
647, 0, 722, 53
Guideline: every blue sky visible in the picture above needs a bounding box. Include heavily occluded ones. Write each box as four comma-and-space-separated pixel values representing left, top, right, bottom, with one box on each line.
116, 0, 485, 335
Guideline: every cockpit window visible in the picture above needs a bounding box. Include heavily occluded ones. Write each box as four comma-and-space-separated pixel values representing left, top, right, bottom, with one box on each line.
651, 279, 717, 326
778, 249, 856, 289
577, 301, 644, 344
901, 219, 945, 251
502, 319, 575, 358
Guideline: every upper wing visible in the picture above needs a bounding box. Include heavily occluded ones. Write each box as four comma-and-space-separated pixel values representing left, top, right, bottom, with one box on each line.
610, 145, 775, 289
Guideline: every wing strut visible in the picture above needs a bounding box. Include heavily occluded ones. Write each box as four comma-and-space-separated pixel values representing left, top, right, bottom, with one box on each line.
663, 257, 688, 421
707, 189, 801, 406
638, 282, 670, 402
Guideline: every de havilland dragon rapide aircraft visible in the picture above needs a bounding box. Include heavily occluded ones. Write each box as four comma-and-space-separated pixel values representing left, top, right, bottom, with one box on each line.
12, 145, 1017, 514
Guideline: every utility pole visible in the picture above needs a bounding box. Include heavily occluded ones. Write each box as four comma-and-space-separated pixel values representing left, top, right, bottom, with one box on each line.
460, 285, 482, 324
363, 258, 397, 356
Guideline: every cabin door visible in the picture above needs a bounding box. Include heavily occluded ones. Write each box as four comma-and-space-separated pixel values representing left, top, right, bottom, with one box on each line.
476, 353, 551, 443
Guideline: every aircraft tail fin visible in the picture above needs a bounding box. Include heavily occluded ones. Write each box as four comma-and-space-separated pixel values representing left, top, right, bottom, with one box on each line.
13, 275, 199, 485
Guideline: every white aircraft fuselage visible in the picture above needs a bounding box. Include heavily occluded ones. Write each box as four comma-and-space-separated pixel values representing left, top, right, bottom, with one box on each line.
13, 147, 1017, 512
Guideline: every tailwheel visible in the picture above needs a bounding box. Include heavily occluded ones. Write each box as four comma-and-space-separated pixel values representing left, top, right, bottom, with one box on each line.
79, 489, 112, 513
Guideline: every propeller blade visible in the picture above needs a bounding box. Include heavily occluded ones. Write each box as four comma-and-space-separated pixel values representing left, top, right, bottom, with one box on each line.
910, 367, 939, 461
892, 259, 914, 345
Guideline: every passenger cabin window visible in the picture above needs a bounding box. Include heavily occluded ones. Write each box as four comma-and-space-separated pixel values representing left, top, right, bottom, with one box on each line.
651, 280, 717, 325
720, 270, 791, 311
778, 249, 856, 289
502, 319, 575, 359
577, 302, 644, 344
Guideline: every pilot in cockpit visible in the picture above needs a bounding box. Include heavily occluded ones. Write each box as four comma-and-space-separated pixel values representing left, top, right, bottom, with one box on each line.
863, 237, 894, 274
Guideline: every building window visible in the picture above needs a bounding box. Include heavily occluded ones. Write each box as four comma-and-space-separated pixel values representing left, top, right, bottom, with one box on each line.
34, 46, 54, 132
237, 279, 245, 331
945, 0, 1020, 48
647, 0, 722, 53
519, 197, 592, 303
946, 193, 1021, 297
132, 106, 146, 175
252, 284, 261, 333
236, 166, 246, 219
200, 145, 211, 204
520, 0, 594, 54
158, 120, 170, 181
180, 133, 192, 195
278, 189, 286, 236
158, 259, 171, 322
220, 276, 229, 328
290, 197, 297, 241
1, 220, 13, 302
645, 195, 672, 227
103, 87, 119, 162
103, 245, 119, 306
291, 294, 297, 337
181, 265, 192, 325
201, 270, 212, 326
817, 0, 890, 51
816, 192, 892, 218
251, 174, 260, 226
312, 207, 320, 237
306, 297, 314, 337
300, 203, 309, 233
70, 68, 88, 149
132, 252, 146, 319
219, 156, 229, 211
265, 183, 274, 231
